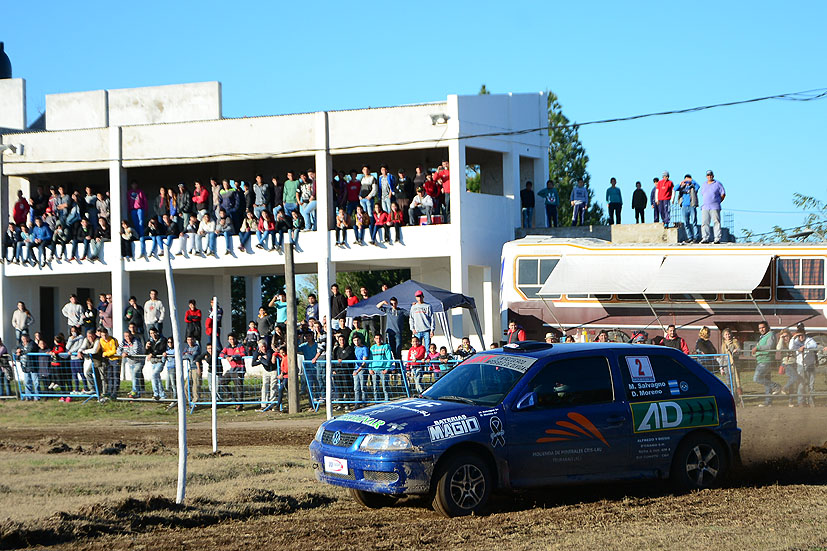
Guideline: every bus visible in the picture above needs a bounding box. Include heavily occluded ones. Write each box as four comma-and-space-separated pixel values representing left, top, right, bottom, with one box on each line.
500, 237, 827, 347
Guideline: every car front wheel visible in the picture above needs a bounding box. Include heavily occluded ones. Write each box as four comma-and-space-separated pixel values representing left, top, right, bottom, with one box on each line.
349, 488, 398, 509
671, 434, 728, 491
432, 453, 492, 517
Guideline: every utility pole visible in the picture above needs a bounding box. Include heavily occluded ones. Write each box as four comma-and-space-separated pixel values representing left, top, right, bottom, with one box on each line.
285, 233, 300, 413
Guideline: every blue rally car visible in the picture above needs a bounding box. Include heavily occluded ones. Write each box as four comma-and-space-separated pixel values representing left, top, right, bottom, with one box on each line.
309, 342, 740, 517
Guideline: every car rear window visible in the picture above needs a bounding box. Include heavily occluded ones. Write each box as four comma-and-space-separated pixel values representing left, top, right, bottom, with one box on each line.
620, 355, 709, 402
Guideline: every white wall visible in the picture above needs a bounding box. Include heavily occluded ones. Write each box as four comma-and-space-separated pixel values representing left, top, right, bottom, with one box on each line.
108, 82, 221, 127
0, 78, 25, 130
46, 90, 108, 131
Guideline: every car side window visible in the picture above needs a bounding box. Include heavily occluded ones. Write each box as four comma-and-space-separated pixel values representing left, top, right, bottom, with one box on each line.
620, 355, 709, 402
524, 356, 614, 409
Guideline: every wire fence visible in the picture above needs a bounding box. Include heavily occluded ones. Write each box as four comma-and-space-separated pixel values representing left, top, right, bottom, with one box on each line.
11, 352, 101, 402
729, 349, 827, 407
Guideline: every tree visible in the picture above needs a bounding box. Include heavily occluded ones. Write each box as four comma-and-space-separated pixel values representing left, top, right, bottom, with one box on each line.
335, 269, 411, 298
479, 84, 490, 95
741, 193, 827, 242
547, 91, 604, 225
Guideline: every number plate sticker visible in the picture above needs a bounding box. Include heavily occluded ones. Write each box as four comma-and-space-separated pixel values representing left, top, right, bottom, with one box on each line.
626, 356, 655, 383
324, 456, 348, 475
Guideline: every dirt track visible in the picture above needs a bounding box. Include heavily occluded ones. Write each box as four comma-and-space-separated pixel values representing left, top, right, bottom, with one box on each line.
1, 407, 826, 550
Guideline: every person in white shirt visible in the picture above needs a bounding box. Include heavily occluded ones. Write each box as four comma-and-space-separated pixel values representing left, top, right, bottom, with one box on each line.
789, 324, 818, 407
144, 289, 166, 336
61, 295, 84, 335
408, 188, 434, 225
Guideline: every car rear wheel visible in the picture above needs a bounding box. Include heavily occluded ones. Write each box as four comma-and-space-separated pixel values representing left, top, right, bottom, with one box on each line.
432, 453, 491, 517
349, 488, 398, 509
671, 434, 728, 491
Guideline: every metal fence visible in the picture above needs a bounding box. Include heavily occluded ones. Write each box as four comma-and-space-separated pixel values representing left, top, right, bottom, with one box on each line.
729, 349, 827, 407
11, 352, 101, 402
185, 357, 287, 412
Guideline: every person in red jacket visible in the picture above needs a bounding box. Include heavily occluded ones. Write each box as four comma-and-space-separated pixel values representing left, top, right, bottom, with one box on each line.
656, 171, 674, 228
422, 172, 442, 205
507, 321, 527, 344
387, 202, 404, 244
192, 180, 210, 219
49, 334, 69, 399
662, 324, 690, 354
370, 204, 389, 245
407, 336, 427, 394
273, 344, 289, 411
184, 300, 202, 342
220, 333, 247, 410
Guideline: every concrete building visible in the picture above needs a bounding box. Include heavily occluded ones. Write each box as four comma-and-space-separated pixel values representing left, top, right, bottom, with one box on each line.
0, 78, 548, 349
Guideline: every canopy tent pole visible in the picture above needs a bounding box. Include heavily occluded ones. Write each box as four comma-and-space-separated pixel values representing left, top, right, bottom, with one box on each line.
643, 294, 667, 335
435, 312, 454, 354
540, 297, 567, 337
468, 308, 485, 351
749, 293, 768, 323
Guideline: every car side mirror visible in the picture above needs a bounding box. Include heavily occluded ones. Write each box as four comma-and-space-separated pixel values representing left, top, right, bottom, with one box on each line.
514, 392, 537, 411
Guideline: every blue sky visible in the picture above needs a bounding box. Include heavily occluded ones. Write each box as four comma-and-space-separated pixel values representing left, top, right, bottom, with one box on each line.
4, 0, 826, 236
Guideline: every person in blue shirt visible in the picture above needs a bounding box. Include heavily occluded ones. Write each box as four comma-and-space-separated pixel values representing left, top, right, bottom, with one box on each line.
298, 332, 319, 397
31, 217, 54, 267
536, 180, 559, 228
369, 334, 394, 403
676, 174, 700, 243
352, 334, 369, 406
268, 291, 288, 330
569, 180, 589, 226
605, 178, 623, 225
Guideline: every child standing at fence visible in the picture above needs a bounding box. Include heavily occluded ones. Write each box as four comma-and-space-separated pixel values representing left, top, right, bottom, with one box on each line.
162, 337, 177, 400
406, 336, 426, 394
369, 334, 393, 403
352, 335, 368, 405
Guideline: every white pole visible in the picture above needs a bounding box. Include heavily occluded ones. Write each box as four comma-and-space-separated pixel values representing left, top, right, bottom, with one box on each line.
211, 296, 218, 454
164, 243, 187, 504
325, 232, 333, 420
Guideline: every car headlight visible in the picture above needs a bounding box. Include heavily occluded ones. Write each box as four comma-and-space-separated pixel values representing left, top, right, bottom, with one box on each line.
359, 433, 412, 451
314, 424, 325, 442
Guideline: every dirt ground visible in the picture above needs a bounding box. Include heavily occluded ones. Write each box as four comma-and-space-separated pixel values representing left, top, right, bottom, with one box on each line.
1, 405, 826, 550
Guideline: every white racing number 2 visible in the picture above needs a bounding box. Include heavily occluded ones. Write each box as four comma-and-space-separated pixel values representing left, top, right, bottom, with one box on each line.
626, 356, 655, 383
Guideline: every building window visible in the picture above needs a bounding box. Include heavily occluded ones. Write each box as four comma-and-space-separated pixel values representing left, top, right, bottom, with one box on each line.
777, 258, 825, 301
516, 257, 559, 299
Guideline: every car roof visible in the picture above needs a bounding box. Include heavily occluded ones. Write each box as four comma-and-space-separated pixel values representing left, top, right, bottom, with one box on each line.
493, 342, 674, 359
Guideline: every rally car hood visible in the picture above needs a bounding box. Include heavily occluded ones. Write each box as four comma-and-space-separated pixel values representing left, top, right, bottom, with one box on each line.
324, 398, 495, 435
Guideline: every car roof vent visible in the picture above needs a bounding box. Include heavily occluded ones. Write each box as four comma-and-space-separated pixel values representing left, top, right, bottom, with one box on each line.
502, 341, 553, 352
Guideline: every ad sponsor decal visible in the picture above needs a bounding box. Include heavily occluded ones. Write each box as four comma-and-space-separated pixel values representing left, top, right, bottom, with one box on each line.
336, 413, 386, 430
464, 354, 537, 373
489, 416, 505, 447
630, 396, 719, 433
536, 412, 610, 447
428, 415, 480, 442
323, 456, 348, 475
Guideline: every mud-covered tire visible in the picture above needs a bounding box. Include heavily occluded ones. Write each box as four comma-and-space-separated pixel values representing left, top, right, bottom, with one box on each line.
432, 453, 491, 517
670, 433, 728, 491
349, 488, 398, 509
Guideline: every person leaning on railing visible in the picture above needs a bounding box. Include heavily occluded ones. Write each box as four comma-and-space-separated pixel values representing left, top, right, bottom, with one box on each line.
80, 329, 102, 397
219, 334, 247, 411
407, 336, 427, 394
181, 336, 202, 406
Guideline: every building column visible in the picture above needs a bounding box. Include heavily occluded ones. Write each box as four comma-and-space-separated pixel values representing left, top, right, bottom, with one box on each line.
504, 145, 521, 230
245, 275, 262, 316
0, 138, 8, 343
318, 260, 335, 328
215, 275, 232, 338
314, 111, 333, 233
482, 266, 495, 348
447, 128, 468, 348
109, 127, 128, 340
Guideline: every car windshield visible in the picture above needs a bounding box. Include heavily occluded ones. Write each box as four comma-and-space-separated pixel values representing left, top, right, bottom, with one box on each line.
422, 353, 535, 406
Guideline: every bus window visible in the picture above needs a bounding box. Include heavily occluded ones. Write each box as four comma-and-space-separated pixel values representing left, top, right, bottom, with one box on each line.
777, 258, 825, 301
517, 257, 560, 299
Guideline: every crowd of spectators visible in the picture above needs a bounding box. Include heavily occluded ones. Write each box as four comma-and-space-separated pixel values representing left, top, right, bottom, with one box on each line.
520, 170, 728, 243
3, 162, 452, 268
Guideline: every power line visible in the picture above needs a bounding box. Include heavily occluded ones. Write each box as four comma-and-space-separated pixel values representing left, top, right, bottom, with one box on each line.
4, 87, 827, 166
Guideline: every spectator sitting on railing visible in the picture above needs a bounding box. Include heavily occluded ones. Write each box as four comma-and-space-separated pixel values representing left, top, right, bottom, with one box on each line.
159, 214, 180, 256
369, 334, 393, 403
334, 207, 350, 247
120, 220, 136, 261
409, 187, 434, 226
17, 223, 34, 266
238, 210, 257, 252
90, 217, 110, 262
351, 334, 369, 405
353, 205, 370, 246
388, 203, 403, 243
407, 336, 426, 394
3, 222, 20, 263
454, 337, 476, 360
32, 216, 54, 268
17, 335, 37, 401
196, 214, 217, 258
695, 326, 717, 355
371, 204, 388, 245
215, 209, 235, 256
220, 333, 247, 411
662, 325, 689, 354
273, 209, 290, 252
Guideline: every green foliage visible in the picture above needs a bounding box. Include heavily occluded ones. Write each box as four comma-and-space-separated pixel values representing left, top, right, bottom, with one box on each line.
547, 91, 604, 225
335, 269, 411, 297
478, 84, 490, 95
740, 193, 827, 242
466, 165, 481, 193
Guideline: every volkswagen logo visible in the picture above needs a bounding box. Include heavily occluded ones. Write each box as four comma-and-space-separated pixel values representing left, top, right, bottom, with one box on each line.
331, 431, 341, 445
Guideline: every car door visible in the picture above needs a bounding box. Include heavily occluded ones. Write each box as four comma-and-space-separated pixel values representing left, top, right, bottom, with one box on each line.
505, 354, 631, 486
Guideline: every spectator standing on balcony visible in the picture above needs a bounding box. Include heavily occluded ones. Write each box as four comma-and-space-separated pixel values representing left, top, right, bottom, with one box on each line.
570, 180, 588, 226
252, 174, 271, 219
152, 187, 168, 223
422, 172, 441, 209
90, 217, 110, 262
395, 169, 414, 222
753, 321, 779, 406
790, 324, 817, 407
192, 180, 209, 220
270, 176, 284, 217
98, 192, 111, 224
185, 300, 202, 341
676, 174, 700, 243
650, 177, 660, 224
62, 295, 83, 335
282, 171, 301, 219
537, 180, 559, 228
631, 181, 647, 223
12, 301, 34, 345
128, 181, 147, 238
700, 170, 726, 244
606, 178, 623, 225
120, 220, 135, 260
84, 187, 99, 230
410, 290, 434, 351
409, 187, 434, 226
30, 185, 48, 220
299, 171, 317, 231
344, 170, 361, 217
176, 183, 193, 222
506, 321, 526, 344
376, 297, 407, 360
436, 161, 451, 220
124, 296, 144, 336
144, 289, 166, 336
359, 166, 378, 228
13, 190, 29, 227
656, 172, 673, 227
520, 181, 536, 229
378, 165, 395, 216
